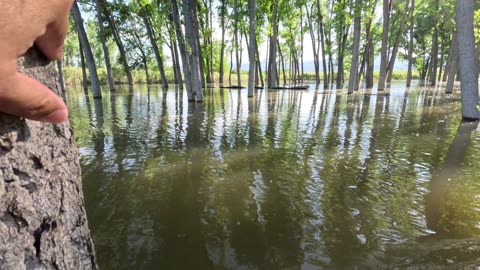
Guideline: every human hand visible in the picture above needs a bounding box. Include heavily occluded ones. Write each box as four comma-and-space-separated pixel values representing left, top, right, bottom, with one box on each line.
0, 0, 74, 124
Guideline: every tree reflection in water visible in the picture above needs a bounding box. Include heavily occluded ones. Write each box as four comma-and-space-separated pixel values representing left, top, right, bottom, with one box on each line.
67, 84, 480, 269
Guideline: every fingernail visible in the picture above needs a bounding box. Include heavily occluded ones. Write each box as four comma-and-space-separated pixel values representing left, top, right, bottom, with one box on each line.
39, 109, 68, 124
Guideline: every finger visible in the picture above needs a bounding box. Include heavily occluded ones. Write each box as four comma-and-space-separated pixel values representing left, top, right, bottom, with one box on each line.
35, 0, 74, 60
0, 72, 68, 123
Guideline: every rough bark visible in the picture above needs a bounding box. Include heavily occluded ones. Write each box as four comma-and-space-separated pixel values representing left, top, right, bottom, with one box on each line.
0, 49, 97, 270
72, 2, 102, 98
456, 0, 479, 120
94, 0, 115, 92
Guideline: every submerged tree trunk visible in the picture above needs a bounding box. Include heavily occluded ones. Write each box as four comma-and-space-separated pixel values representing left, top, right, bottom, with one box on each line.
348, 0, 361, 94
387, 0, 410, 83
170, 0, 194, 101
247, 0, 256, 97
406, 0, 415, 87
0, 48, 97, 270
267, 0, 279, 88
72, 1, 102, 99
103, 2, 133, 88
378, 0, 391, 90
456, 0, 479, 120
57, 60, 66, 92
94, 0, 115, 91
140, 7, 168, 88
78, 36, 88, 92
429, 0, 440, 85
183, 0, 204, 101
219, 0, 226, 85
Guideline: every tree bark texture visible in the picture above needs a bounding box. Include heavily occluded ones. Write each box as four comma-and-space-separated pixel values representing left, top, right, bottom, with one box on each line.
0, 49, 97, 269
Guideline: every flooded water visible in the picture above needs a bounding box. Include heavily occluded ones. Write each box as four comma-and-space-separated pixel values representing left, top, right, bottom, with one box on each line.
67, 83, 480, 270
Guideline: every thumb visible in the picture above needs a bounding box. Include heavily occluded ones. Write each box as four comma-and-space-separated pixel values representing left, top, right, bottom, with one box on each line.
0, 72, 68, 124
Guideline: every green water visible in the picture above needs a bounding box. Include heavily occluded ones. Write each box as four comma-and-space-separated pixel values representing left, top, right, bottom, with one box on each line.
67, 83, 480, 269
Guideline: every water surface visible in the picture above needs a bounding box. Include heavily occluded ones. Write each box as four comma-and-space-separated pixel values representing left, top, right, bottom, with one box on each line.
67, 83, 480, 269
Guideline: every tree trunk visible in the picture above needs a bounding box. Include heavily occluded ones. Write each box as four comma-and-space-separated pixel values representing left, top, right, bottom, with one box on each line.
219, 0, 226, 85
103, 3, 134, 88
406, 0, 415, 87
445, 34, 458, 94
267, 0, 279, 88
57, 60, 66, 92
72, 1, 102, 99
78, 35, 88, 92
140, 7, 168, 88
0, 48, 97, 270
305, 4, 320, 86
429, 0, 440, 85
95, 0, 115, 91
170, 0, 194, 101
234, 0, 242, 87
387, 0, 410, 83
378, 0, 390, 90
183, 0, 204, 101
348, 0, 362, 94
456, 0, 479, 120
248, 0, 256, 97
172, 35, 184, 88
319, 14, 328, 89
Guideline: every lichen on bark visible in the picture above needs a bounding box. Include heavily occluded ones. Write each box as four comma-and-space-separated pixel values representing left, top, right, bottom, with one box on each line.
0, 49, 97, 270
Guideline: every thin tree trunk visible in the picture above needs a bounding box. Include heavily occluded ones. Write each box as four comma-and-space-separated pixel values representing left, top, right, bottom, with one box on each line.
248, 0, 256, 97
170, 0, 194, 100
103, 3, 133, 88
95, 0, 115, 91
387, 0, 410, 83
78, 35, 88, 91
267, 0, 279, 88
406, 0, 415, 87
57, 60, 66, 92
183, 0, 204, 101
429, 0, 440, 85
319, 16, 328, 89
277, 40, 287, 85
219, 0, 226, 84
234, 0, 242, 87
140, 7, 168, 88
378, 0, 391, 90
0, 48, 97, 270
456, 0, 479, 119
445, 34, 457, 93
72, 1, 102, 98
348, 0, 362, 94
172, 36, 184, 88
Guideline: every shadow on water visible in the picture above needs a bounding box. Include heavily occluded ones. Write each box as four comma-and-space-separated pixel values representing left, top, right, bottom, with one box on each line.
66, 83, 480, 270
